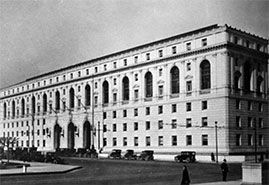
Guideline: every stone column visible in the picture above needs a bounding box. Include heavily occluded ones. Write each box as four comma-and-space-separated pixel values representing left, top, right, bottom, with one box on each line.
230, 56, 235, 94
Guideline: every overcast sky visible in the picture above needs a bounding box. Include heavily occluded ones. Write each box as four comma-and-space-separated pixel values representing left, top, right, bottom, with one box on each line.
0, 0, 268, 89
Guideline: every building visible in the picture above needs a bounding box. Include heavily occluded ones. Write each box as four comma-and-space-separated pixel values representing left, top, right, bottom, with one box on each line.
0, 24, 268, 161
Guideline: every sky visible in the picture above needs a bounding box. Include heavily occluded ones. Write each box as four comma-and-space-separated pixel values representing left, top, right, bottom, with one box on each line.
0, 0, 268, 89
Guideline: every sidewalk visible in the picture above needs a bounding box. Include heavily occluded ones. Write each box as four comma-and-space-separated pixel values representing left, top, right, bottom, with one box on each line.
193, 180, 242, 185
0, 160, 81, 176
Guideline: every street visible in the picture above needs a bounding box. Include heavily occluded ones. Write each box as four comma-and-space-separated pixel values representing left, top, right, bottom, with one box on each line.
0, 158, 242, 185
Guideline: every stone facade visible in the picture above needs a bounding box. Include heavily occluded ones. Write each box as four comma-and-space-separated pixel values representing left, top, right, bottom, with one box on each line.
0, 24, 268, 159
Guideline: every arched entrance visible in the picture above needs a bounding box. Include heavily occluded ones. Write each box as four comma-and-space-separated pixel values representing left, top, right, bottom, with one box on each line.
54, 124, 61, 149
83, 121, 91, 149
68, 122, 75, 149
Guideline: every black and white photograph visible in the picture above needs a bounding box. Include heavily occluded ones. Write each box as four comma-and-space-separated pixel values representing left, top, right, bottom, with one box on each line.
0, 0, 268, 184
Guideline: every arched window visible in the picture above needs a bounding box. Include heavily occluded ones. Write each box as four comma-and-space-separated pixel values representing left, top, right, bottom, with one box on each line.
200, 60, 211, 90
257, 76, 263, 94
102, 80, 109, 104
69, 88, 75, 109
234, 71, 241, 90
122, 77, 129, 101
170, 66, 180, 94
12, 100, 15, 117
145, 72, 153, 98
31, 96, 36, 114
3, 102, 7, 118
244, 61, 251, 92
85, 85, 91, 106
43, 94, 47, 113
21, 98, 25, 116
55, 91, 60, 111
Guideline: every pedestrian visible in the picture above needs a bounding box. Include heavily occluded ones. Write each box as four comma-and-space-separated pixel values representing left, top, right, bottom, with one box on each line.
181, 165, 190, 185
220, 159, 229, 181
211, 152, 215, 162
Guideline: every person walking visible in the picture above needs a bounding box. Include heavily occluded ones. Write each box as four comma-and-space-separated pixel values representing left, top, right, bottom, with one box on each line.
220, 159, 229, 181
181, 165, 190, 185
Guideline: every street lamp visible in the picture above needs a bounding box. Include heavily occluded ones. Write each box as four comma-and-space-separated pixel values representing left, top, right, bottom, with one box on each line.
215, 121, 218, 164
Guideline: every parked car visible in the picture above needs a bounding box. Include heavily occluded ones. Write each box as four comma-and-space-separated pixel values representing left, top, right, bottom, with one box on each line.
108, 149, 122, 159
138, 150, 154, 161
123, 150, 137, 160
44, 152, 65, 164
174, 151, 196, 163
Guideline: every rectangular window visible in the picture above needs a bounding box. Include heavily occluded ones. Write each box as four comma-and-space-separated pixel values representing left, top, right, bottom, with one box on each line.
202, 101, 207, 110
86, 69, 89, 75
158, 136, 163, 146
134, 89, 139, 100
95, 82, 98, 88
171, 119, 177, 129
123, 110, 127, 117
186, 81, 192, 92
70, 74, 73, 79
158, 120, 163, 129
248, 134, 253, 146
236, 116, 241, 128
159, 68, 163, 76
186, 102, 191, 111
248, 101, 253, 111
258, 135, 264, 146
123, 59, 127, 66
202, 135, 208, 146
186, 63, 191, 71
103, 138, 107, 147
134, 137, 138, 146
234, 36, 238, 44
95, 67, 98, 73
134, 74, 138, 81
134, 108, 138, 116
103, 125, 107, 132
186, 118, 192, 128
42, 140, 46, 147
146, 107, 150, 115
78, 71, 81, 77
186, 42, 191, 51
123, 137, 127, 146
247, 117, 252, 127
123, 123, 127, 131
113, 138, 117, 146
171, 104, 177, 113
158, 85, 163, 97
113, 78, 117, 85
113, 62, 117, 68
236, 100, 241, 109
201, 117, 208, 127
94, 96, 98, 107
146, 53, 150, 60
186, 135, 192, 146
134, 122, 138, 131
134, 56, 138, 63
113, 124, 117, 132
146, 136, 151, 146
258, 118, 263, 128
103, 112, 107, 119
113, 93, 117, 103
172, 135, 177, 146
159, 50, 163, 57
113, 111, 117, 118
258, 103, 263, 112
104, 64, 107, 71
202, 38, 207, 47
236, 134, 241, 146
158, 105, 163, 114
146, 121, 150, 130
172, 46, 177, 54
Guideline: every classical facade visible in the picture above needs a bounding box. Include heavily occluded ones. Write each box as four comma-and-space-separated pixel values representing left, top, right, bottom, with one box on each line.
0, 24, 268, 160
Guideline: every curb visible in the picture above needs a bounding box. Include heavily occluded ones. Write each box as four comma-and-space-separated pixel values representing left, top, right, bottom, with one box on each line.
0, 166, 82, 176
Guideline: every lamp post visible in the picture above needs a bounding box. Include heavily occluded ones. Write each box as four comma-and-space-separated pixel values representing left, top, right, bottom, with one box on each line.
215, 121, 218, 164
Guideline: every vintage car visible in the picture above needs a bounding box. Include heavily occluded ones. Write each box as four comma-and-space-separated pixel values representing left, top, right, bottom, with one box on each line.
108, 149, 122, 159
174, 151, 196, 163
138, 150, 154, 161
123, 149, 137, 160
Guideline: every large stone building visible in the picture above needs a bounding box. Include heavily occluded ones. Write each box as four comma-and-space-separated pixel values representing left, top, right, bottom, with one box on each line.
0, 24, 268, 161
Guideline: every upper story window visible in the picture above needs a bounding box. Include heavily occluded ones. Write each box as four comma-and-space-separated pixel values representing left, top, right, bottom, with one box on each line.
122, 76, 130, 101
104, 64, 107, 71
159, 50, 163, 57
246, 40, 250, 48
78, 71, 81, 77
95, 67, 98, 73
63, 75, 66, 81
234, 36, 238, 44
186, 42, 191, 51
113, 78, 117, 85
113, 62, 117, 69
256, 44, 261, 51
86, 69, 89, 75
146, 53, 150, 61
145, 72, 153, 98
200, 60, 211, 90
70, 73, 73, 79
102, 80, 109, 104
202, 38, 207, 47
134, 56, 138, 63
159, 68, 163, 76
170, 66, 180, 94
134, 73, 138, 81
172, 46, 177, 54
186, 63, 191, 71
56, 77, 59, 82
123, 59, 127, 66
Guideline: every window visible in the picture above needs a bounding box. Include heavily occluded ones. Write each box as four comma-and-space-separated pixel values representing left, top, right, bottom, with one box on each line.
78, 71, 81, 77
248, 101, 253, 111
55, 91, 60, 111
122, 77, 130, 101
146, 53, 150, 60
248, 134, 253, 146
159, 68, 163, 76
134, 56, 138, 63
123, 110, 127, 117
123, 137, 127, 146
134, 122, 138, 131
172, 46, 177, 54
85, 85, 91, 106
186, 102, 191, 111
236, 100, 241, 109
172, 104, 177, 113
186, 81, 192, 92
146, 107, 150, 115
236, 134, 241, 146
103, 112, 107, 119
113, 93, 117, 103
172, 136, 177, 146
95, 67, 98, 73
134, 137, 138, 146
94, 96, 98, 107
158, 120, 163, 129
134, 74, 138, 81
104, 64, 107, 71
123, 123, 127, 131
202, 38, 207, 47
202, 101, 207, 110
63, 75, 65, 81
134, 108, 138, 116
246, 40, 250, 48
171, 119, 177, 129
186, 42, 191, 50
202, 117, 208, 127
236, 116, 241, 128
258, 118, 263, 128
159, 50, 163, 57
186, 135, 192, 146
200, 60, 211, 90
123, 59, 127, 66
134, 89, 139, 100
186, 63, 191, 71
202, 135, 208, 146
258, 135, 264, 146
158, 106, 163, 114
146, 136, 151, 146
145, 72, 153, 98
102, 81, 109, 104
113, 62, 117, 68
256, 44, 261, 51
170, 66, 180, 94
113, 111, 117, 118
70, 73, 73, 79
158, 136, 163, 146
86, 69, 89, 75
186, 118, 192, 128
258, 103, 263, 112
113, 138, 117, 146
158, 85, 163, 97
247, 117, 253, 127
146, 121, 150, 130
113, 124, 117, 132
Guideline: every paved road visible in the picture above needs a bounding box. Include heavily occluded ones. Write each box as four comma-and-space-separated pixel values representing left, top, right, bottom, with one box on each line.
0, 158, 242, 185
